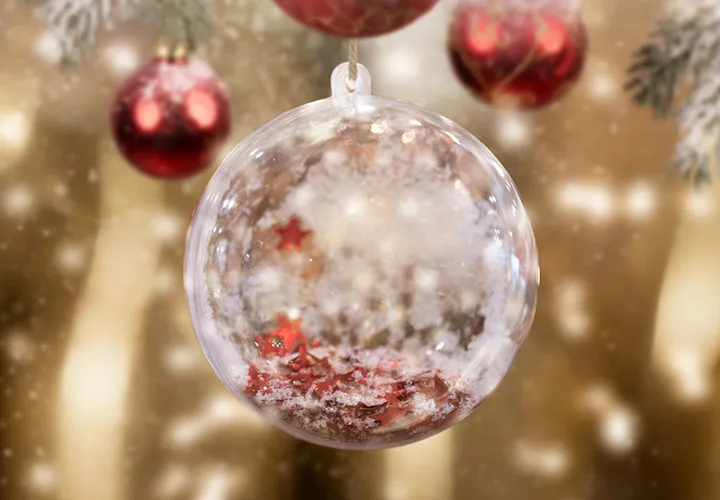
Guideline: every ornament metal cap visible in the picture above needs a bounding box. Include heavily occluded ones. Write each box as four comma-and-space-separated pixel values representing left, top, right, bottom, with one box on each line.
173, 44, 189, 60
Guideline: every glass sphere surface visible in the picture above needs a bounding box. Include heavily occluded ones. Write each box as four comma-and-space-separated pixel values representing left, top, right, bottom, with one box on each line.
185, 93, 538, 450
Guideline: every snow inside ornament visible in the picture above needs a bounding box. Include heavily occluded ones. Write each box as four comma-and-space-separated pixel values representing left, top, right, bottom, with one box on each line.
185, 62, 539, 449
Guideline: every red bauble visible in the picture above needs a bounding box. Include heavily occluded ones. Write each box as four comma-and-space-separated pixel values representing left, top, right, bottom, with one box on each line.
448, 0, 587, 109
274, 0, 438, 37
110, 56, 231, 178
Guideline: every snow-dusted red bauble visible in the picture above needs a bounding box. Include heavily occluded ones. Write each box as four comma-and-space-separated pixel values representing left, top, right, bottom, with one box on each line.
448, 0, 587, 109
110, 56, 231, 178
274, 0, 438, 37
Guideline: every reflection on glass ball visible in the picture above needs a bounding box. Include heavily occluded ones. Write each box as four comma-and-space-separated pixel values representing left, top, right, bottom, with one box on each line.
185, 94, 539, 450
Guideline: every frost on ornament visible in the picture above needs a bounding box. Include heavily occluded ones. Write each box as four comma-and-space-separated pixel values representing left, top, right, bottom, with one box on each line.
185, 95, 538, 449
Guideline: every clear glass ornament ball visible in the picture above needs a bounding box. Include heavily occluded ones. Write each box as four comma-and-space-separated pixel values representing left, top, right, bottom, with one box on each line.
185, 71, 538, 450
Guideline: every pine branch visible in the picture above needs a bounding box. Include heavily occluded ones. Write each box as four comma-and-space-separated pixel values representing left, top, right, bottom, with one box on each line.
626, 0, 720, 185
675, 63, 720, 186
625, 19, 701, 117
33, 0, 213, 66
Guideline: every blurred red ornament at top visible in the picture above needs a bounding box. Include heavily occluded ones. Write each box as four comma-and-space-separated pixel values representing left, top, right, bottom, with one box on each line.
111, 54, 231, 179
274, 0, 438, 37
448, 0, 587, 109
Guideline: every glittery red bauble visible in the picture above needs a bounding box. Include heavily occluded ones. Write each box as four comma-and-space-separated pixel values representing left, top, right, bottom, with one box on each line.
448, 1, 587, 109
274, 0, 438, 37
110, 56, 231, 178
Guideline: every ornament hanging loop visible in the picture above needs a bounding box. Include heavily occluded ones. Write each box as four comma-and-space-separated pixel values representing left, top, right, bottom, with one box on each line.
331, 39, 372, 97
331, 62, 371, 96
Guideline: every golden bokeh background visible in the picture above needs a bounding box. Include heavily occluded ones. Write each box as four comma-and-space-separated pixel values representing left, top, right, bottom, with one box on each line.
1, 0, 720, 499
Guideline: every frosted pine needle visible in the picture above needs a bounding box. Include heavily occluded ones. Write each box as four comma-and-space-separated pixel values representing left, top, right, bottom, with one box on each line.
626, 0, 720, 185
33, 0, 212, 66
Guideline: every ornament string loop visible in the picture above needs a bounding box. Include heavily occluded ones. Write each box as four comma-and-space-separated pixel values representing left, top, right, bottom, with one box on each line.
347, 39, 358, 92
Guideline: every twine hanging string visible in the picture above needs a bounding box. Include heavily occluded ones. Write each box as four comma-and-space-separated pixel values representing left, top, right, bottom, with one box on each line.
347, 38, 358, 92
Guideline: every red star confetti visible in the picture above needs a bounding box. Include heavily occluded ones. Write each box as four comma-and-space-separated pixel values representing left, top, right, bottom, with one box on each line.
244, 316, 470, 444
274, 216, 311, 250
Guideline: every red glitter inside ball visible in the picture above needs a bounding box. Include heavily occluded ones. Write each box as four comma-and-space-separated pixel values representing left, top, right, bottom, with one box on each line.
243, 315, 472, 446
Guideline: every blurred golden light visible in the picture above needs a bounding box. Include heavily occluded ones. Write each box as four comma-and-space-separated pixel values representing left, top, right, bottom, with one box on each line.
196, 467, 245, 500
598, 406, 639, 454
154, 464, 190, 499
0, 111, 30, 149
513, 440, 570, 479
625, 182, 656, 219
495, 112, 531, 149
579, 383, 614, 413
167, 394, 265, 448
55, 242, 87, 274
104, 44, 140, 76
685, 190, 716, 217
163, 344, 198, 375
385, 480, 409, 500
27, 462, 56, 493
34, 32, 63, 65
556, 182, 614, 221
377, 48, 421, 83
154, 266, 178, 295
2, 184, 35, 217
57, 148, 164, 500
53, 182, 69, 199
168, 417, 204, 448
659, 350, 711, 403
4, 330, 36, 364
586, 69, 618, 101
652, 189, 720, 405
384, 432, 453, 500
152, 211, 184, 242
555, 279, 591, 340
